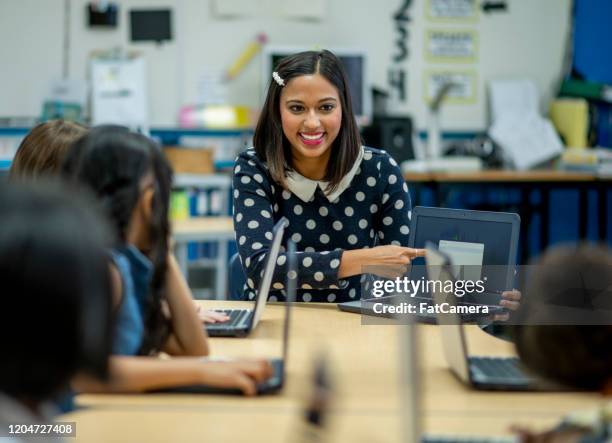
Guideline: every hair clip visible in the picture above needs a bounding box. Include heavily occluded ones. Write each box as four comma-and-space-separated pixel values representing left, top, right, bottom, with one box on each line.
272, 71, 285, 87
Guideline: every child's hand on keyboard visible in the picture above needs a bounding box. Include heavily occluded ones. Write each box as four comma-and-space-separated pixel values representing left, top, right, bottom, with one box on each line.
195, 304, 230, 323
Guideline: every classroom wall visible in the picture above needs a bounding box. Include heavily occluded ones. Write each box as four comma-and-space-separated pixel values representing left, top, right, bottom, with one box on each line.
0, 0, 572, 130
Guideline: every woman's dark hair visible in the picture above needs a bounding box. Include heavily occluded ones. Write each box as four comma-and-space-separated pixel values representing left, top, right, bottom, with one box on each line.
0, 182, 113, 403
9, 120, 88, 181
253, 49, 362, 193
512, 245, 612, 391
61, 126, 173, 354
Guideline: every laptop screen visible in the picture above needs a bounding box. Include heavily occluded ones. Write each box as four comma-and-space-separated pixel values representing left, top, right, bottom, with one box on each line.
409, 207, 519, 294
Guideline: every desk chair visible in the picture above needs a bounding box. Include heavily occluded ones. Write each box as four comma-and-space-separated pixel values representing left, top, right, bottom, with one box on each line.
228, 252, 247, 300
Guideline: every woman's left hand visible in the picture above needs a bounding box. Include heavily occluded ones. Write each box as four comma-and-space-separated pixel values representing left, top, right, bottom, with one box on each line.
493, 289, 522, 322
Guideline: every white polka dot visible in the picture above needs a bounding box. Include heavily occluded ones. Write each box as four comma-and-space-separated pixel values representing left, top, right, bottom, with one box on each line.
239, 236, 246, 245
244, 198, 255, 207
274, 204, 279, 212
388, 175, 397, 184
291, 233, 302, 243
247, 278, 255, 288
348, 235, 358, 245
330, 284, 339, 289
382, 194, 390, 204
234, 189, 239, 198
288, 270, 297, 280
258, 255, 265, 262
358, 219, 368, 229
383, 217, 393, 226
252, 242, 263, 250
344, 207, 354, 216
305, 247, 315, 252
248, 159, 256, 166
369, 229, 375, 238
330, 259, 340, 268
236, 213, 243, 222
302, 284, 312, 289
319, 207, 328, 216
247, 150, 255, 156
265, 231, 273, 240
273, 282, 284, 289
303, 257, 313, 267
282, 190, 291, 200
241, 176, 251, 184
294, 204, 303, 215
331, 197, 340, 204
394, 200, 404, 209
248, 221, 259, 229
403, 183, 408, 192
234, 165, 241, 173
391, 240, 401, 246
389, 157, 398, 166
306, 219, 316, 230
321, 251, 330, 255
367, 177, 376, 187
269, 295, 278, 302
256, 189, 266, 197
356, 192, 365, 201
254, 174, 263, 183
303, 293, 312, 302
332, 221, 343, 231
320, 234, 330, 244
349, 288, 356, 298
400, 225, 409, 235
370, 204, 378, 214
378, 232, 384, 240
245, 257, 251, 267
314, 272, 324, 281
377, 162, 381, 170
408, 210, 412, 219
261, 210, 271, 218
327, 293, 336, 302
364, 151, 373, 160
277, 255, 286, 266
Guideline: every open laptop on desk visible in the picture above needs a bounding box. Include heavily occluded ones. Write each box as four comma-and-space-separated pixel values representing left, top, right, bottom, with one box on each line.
153, 240, 297, 396
338, 207, 520, 322
206, 217, 288, 337
401, 313, 516, 443
427, 246, 564, 392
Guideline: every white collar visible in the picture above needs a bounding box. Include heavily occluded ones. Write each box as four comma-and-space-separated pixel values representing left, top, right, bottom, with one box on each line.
285, 146, 364, 202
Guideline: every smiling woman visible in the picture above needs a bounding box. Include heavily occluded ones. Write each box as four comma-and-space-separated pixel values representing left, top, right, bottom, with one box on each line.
233, 50, 424, 303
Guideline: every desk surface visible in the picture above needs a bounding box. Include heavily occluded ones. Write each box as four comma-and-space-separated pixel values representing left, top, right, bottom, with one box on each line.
64, 302, 601, 442
405, 170, 601, 183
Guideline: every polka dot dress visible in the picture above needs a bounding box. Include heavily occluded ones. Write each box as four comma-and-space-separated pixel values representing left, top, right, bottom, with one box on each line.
233, 147, 412, 302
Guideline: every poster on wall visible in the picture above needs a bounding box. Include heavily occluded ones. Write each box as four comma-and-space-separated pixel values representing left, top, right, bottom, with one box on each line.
426, 0, 478, 21
425, 30, 477, 62
424, 70, 477, 104
91, 57, 148, 129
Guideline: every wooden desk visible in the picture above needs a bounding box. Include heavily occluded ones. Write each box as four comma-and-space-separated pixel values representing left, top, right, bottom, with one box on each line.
63, 302, 601, 442
172, 216, 234, 299
405, 169, 611, 262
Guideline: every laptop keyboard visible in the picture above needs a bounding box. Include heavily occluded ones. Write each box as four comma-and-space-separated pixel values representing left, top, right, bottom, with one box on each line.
423, 435, 517, 443
209, 309, 250, 328
469, 357, 529, 381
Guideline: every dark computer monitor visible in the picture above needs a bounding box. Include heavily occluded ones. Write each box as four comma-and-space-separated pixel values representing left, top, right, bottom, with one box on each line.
130, 9, 172, 43
262, 46, 371, 125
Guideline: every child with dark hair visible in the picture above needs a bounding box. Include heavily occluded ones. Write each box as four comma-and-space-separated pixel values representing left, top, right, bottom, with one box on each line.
61, 126, 272, 394
234, 49, 425, 303
511, 245, 612, 443
0, 183, 113, 426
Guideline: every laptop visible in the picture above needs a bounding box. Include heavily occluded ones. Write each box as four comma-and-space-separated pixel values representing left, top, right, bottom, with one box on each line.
206, 217, 289, 337
426, 246, 544, 392
152, 239, 297, 396
338, 207, 520, 322
401, 322, 516, 443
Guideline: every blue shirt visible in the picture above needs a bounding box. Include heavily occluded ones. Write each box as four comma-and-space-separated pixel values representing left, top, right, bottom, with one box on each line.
111, 245, 153, 355
232, 146, 412, 303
